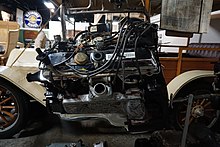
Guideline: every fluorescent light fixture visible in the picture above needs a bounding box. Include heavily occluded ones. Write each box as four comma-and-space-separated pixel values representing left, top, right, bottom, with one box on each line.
44, 1, 55, 9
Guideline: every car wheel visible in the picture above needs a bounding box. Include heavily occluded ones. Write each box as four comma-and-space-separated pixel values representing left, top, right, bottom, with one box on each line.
0, 80, 29, 138
173, 84, 219, 130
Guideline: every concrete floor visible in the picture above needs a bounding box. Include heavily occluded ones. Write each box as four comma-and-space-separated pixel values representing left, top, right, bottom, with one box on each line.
0, 114, 152, 147
0, 104, 219, 147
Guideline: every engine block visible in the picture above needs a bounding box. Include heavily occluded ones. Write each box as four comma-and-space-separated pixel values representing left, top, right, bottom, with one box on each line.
28, 16, 168, 130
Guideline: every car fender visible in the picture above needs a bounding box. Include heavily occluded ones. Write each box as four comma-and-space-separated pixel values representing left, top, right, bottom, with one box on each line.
167, 70, 214, 100
0, 66, 46, 106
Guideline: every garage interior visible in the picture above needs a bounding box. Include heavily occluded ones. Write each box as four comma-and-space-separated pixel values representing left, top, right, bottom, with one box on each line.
0, 0, 220, 147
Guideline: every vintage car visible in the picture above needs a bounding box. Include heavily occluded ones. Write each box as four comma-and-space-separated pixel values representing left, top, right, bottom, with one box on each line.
0, 0, 219, 139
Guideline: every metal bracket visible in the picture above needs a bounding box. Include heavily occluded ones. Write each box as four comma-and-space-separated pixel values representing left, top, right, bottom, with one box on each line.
181, 94, 193, 147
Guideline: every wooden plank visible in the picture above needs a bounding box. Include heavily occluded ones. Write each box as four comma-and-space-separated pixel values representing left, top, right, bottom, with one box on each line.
159, 45, 219, 83
160, 60, 178, 68
181, 61, 215, 73
159, 57, 179, 61
160, 59, 178, 83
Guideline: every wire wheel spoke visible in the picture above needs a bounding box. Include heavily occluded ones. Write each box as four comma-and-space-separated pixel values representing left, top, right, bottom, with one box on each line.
195, 100, 200, 105
189, 117, 194, 124
0, 97, 12, 105
0, 83, 29, 138
180, 116, 195, 127
203, 102, 211, 108
0, 113, 8, 124
176, 86, 220, 129
2, 106, 15, 109
181, 117, 186, 122
1, 110, 14, 119
200, 99, 206, 106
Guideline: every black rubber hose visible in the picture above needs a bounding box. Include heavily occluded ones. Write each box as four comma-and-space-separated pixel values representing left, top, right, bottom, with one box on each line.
64, 19, 130, 77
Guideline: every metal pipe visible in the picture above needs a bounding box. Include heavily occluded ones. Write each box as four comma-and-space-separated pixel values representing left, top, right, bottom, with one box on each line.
93, 83, 107, 96
68, 9, 150, 21
181, 94, 193, 147
60, 4, 67, 41
68, 9, 148, 15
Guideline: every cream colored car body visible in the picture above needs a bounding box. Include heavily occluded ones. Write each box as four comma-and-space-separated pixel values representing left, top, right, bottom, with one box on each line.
167, 70, 214, 100
0, 48, 215, 106
0, 48, 46, 106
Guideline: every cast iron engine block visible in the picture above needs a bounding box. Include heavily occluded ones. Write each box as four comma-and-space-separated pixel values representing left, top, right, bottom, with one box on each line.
28, 18, 168, 130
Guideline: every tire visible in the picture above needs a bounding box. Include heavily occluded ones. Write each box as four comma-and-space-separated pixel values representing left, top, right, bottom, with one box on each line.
0, 79, 29, 138
173, 81, 219, 130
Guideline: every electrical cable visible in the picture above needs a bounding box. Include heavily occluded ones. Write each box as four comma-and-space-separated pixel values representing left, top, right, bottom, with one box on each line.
63, 18, 130, 77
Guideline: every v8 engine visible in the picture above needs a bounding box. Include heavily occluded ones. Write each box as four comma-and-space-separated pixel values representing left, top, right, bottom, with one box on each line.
28, 17, 169, 131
